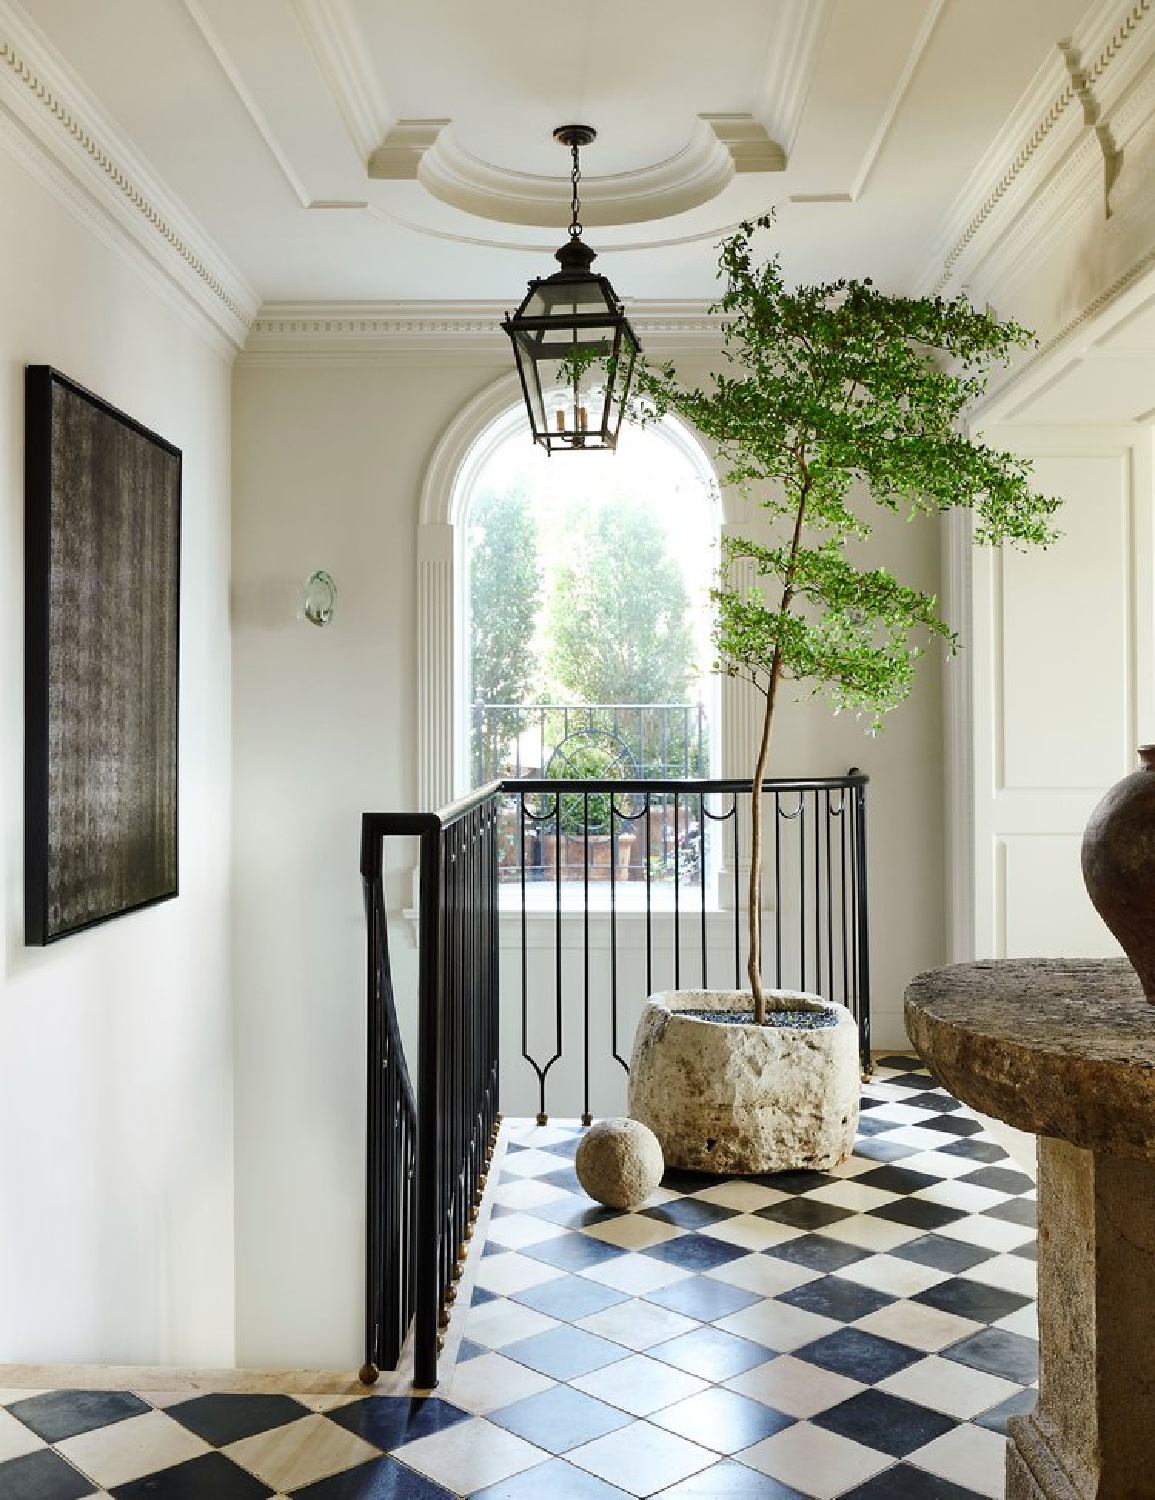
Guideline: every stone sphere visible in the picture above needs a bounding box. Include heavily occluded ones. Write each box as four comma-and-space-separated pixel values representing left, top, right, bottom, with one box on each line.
575, 1118, 664, 1210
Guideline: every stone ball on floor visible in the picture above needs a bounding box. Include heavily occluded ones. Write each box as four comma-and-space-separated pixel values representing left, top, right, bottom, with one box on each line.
576, 1117, 665, 1209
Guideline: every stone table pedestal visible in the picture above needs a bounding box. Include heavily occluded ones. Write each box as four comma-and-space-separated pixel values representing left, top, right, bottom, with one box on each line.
905, 958, 1155, 1500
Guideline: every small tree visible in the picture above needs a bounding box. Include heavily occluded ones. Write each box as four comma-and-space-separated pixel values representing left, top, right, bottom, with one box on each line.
545, 493, 696, 705
638, 216, 1061, 1022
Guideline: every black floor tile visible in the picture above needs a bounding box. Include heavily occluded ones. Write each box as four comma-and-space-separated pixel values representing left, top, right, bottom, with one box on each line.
112, 1451, 273, 1500
974, 1387, 1038, 1434
983, 1197, 1037, 1227
874, 1055, 926, 1071
0, 1449, 99, 1500
913, 1116, 985, 1137
853, 1167, 940, 1196
889, 1235, 997, 1274
487, 1384, 630, 1452
293, 1455, 456, 1498
470, 1285, 499, 1305
656, 1457, 807, 1498
639, 1232, 749, 1272
521, 1197, 624, 1230
764, 1234, 872, 1273
875, 1071, 935, 1091
900, 1093, 964, 1114
661, 1167, 731, 1192
328, 1395, 473, 1448
958, 1165, 1034, 1195
854, 1116, 902, 1137
649, 1386, 793, 1452
521, 1232, 625, 1271
537, 1166, 584, 1193
868, 1199, 967, 1231
643, 1275, 761, 1322
913, 1278, 1031, 1325
839, 1462, 987, 1499
778, 1275, 893, 1324
640, 1197, 738, 1230
7, 1390, 151, 1444
945, 1327, 1040, 1384
454, 1338, 488, 1363
502, 1325, 629, 1381
165, 1393, 310, 1446
935, 1139, 1009, 1163
513, 1273, 629, 1320
795, 1327, 923, 1382
812, 1388, 955, 1456
755, 1198, 855, 1232
753, 1171, 841, 1195
851, 1138, 920, 1162
1010, 1241, 1039, 1262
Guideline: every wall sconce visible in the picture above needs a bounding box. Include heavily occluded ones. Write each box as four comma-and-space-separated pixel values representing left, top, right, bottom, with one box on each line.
303, 569, 337, 627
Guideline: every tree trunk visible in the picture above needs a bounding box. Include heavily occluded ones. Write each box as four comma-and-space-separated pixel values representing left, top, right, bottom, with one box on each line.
747, 685, 777, 1024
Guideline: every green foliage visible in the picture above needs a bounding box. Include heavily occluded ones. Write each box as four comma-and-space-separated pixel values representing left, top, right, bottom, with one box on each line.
545, 494, 697, 706
544, 732, 634, 835
636, 214, 1062, 730
469, 486, 543, 763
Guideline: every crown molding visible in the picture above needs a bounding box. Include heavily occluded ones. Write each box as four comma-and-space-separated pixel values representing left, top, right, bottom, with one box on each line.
919, 0, 1155, 298
292, 0, 390, 161
239, 299, 726, 365
756, 0, 834, 159
0, 0, 258, 351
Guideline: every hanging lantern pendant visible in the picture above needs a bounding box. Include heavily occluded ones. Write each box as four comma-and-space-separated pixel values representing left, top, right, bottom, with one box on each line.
503, 126, 641, 454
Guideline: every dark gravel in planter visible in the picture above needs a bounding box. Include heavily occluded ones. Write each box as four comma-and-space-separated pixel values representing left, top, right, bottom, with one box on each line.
683, 1009, 839, 1029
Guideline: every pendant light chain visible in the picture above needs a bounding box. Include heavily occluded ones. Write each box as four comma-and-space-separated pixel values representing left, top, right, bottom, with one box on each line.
569, 140, 583, 240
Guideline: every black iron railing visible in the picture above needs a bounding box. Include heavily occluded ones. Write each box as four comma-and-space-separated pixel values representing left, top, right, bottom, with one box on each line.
472, 701, 710, 783
360, 786, 500, 1389
361, 769, 868, 1387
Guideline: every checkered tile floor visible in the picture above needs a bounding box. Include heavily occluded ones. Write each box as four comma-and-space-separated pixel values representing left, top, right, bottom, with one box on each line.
0, 1058, 1036, 1499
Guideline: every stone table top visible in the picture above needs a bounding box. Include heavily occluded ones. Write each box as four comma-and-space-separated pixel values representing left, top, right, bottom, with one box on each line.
905, 958, 1155, 1157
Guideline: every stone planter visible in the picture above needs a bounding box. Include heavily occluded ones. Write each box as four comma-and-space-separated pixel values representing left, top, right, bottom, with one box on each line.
628, 989, 860, 1174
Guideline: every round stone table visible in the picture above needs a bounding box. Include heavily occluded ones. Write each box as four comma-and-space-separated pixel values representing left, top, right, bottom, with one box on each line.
905, 958, 1155, 1500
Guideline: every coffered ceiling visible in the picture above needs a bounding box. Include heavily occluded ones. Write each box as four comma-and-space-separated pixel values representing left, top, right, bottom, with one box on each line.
13, 0, 1097, 306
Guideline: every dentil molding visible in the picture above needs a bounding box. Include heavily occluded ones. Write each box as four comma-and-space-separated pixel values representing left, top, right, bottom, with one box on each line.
0, 0, 257, 351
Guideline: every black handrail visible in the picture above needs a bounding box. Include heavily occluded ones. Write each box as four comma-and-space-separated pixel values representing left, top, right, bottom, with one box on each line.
361, 769, 868, 1388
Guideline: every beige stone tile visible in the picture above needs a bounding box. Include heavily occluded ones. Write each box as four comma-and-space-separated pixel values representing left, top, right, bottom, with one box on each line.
393, 1415, 545, 1492
700, 1215, 805, 1250
446, 1353, 556, 1414
226, 1414, 380, 1492
568, 1420, 715, 1496
960, 1253, 1037, 1297
836, 1253, 950, 1298
705, 1254, 820, 1298
852, 1299, 984, 1352
817, 1213, 923, 1251
739, 1420, 890, 1498
0, 1406, 45, 1462
689, 1181, 788, 1211
56, 1411, 210, 1490
880, 1355, 1023, 1419
576, 1299, 698, 1352
581, 1214, 684, 1249
716, 1299, 840, 1352
724, 1355, 865, 1418
571, 1354, 708, 1417
910, 1422, 1007, 1498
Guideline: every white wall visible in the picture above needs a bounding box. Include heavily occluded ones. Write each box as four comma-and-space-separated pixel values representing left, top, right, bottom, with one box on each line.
231, 350, 948, 1366
0, 146, 235, 1365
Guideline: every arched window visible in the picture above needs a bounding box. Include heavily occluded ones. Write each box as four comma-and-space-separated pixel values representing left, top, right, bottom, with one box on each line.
416, 375, 727, 810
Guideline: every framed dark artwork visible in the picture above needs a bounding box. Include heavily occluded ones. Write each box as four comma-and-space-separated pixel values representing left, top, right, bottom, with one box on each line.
25, 366, 182, 944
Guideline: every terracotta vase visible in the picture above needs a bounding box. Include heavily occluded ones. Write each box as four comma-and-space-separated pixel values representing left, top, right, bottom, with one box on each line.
1081, 745, 1155, 1001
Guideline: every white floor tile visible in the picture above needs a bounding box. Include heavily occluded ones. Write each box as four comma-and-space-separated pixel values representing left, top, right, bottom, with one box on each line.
879, 1355, 1025, 1419
876, 1125, 968, 1151
464, 1298, 562, 1349
705, 1255, 820, 1298
571, 1353, 709, 1417
804, 1180, 899, 1212
689, 1181, 788, 1211
936, 1216, 1036, 1252
568, 1418, 715, 1497
915, 1180, 1012, 1213
724, 1354, 866, 1418
501, 1147, 577, 1178
716, 1298, 840, 1352
491, 1179, 573, 1210
993, 1303, 1039, 1340
507, 1123, 581, 1148
898, 1150, 991, 1180
0, 1391, 48, 1406
579, 1256, 692, 1296
446, 1352, 558, 1414
475, 1251, 567, 1297
862, 1102, 937, 1126
393, 1415, 546, 1492
960, 1254, 1038, 1297
826, 1153, 879, 1179
577, 1299, 700, 1351
699, 1215, 806, 1251
835, 1252, 950, 1298
57, 1411, 211, 1490
581, 1214, 684, 1249
226, 1417, 381, 1493
910, 1421, 1007, 1498
486, 1213, 573, 1251
738, 1419, 891, 1498
852, 1299, 984, 1352
817, 1213, 924, 1251
0, 1407, 45, 1463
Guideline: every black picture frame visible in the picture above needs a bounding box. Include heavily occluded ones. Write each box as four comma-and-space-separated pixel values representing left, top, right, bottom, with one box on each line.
25, 366, 182, 945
